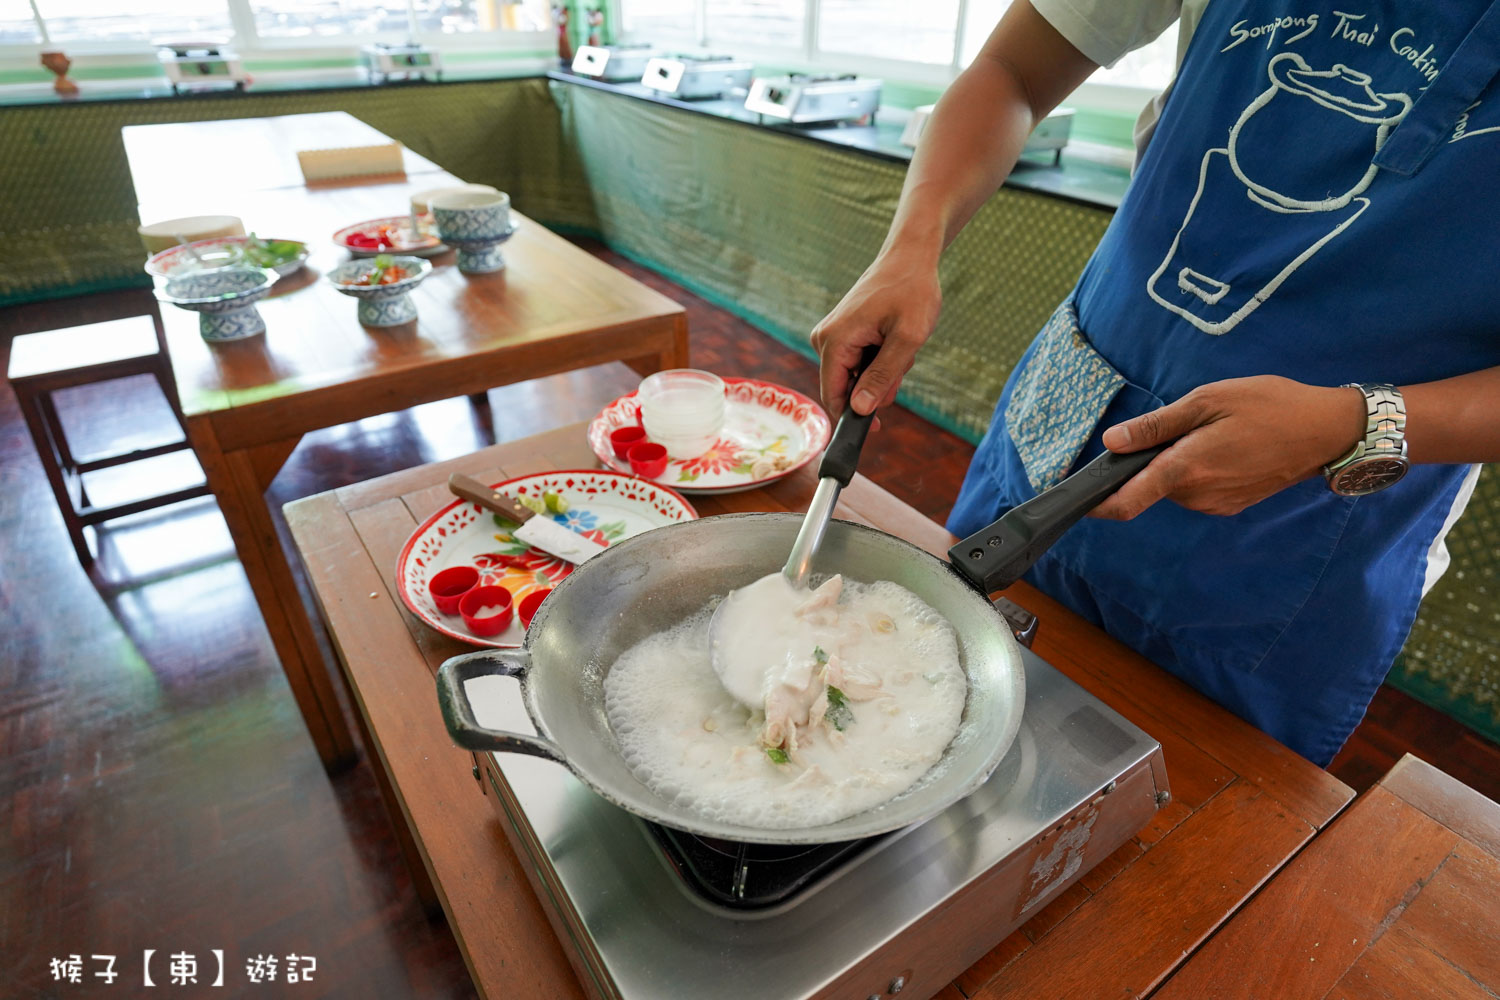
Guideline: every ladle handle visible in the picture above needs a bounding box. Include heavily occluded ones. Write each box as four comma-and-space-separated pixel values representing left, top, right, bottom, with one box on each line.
948, 444, 1167, 594
817, 345, 881, 487
436, 649, 566, 762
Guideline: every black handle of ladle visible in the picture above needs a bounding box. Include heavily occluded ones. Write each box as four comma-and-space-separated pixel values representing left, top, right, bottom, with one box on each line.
948, 443, 1168, 594
817, 344, 881, 487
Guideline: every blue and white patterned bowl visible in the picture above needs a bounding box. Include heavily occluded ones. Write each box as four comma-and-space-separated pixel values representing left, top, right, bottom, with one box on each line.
430, 189, 511, 242
159, 267, 277, 342
326, 256, 432, 327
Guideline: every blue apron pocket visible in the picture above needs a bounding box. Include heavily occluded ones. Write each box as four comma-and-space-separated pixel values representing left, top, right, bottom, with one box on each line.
1004, 300, 1126, 492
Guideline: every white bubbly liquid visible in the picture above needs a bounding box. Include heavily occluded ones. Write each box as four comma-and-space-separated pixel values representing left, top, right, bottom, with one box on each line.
603, 577, 967, 830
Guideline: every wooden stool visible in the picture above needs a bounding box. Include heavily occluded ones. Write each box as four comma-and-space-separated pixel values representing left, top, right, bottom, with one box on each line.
7, 315, 211, 566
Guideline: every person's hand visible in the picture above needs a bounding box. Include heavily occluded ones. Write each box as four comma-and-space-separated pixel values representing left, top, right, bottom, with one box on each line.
810, 248, 941, 417
1091, 376, 1366, 520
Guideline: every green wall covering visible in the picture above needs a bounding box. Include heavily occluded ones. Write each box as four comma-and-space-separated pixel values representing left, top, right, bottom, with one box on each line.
0, 77, 595, 304
0, 77, 1494, 746
551, 81, 1111, 444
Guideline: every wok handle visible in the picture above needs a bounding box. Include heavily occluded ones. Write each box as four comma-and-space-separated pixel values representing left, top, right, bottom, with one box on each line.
817, 344, 881, 487
993, 596, 1038, 649
949, 444, 1167, 594
436, 649, 567, 762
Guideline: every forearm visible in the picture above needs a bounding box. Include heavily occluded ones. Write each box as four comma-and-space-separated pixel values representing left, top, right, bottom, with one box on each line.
878, 1, 1099, 267
1402, 367, 1500, 464
881, 60, 1037, 264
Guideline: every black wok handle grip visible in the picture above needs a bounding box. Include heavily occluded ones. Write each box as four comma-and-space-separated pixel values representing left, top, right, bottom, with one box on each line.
436, 649, 567, 762
949, 444, 1167, 594
818, 344, 881, 487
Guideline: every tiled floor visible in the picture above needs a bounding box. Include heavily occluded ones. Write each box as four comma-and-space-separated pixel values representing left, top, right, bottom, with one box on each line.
2, 239, 1497, 998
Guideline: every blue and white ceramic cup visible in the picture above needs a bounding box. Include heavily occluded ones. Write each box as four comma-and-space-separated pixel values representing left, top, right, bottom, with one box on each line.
430, 190, 511, 242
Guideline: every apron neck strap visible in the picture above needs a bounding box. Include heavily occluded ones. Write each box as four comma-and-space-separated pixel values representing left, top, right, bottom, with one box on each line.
1374, 0, 1500, 176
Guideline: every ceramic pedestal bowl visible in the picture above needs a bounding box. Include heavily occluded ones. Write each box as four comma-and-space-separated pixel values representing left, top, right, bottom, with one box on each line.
441, 227, 517, 274
159, 267, 277, 342
326, 256, 432, 326
430, 189, 514, 275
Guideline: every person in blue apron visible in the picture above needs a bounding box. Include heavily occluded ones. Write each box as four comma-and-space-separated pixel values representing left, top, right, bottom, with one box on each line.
811, 0, 1500, 765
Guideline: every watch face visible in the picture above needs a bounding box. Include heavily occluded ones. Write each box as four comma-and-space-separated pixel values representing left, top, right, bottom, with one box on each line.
1333, 458, 1409, 496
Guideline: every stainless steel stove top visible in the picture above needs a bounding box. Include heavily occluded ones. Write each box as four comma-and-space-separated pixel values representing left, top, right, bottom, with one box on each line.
468, 646, 1166, 1000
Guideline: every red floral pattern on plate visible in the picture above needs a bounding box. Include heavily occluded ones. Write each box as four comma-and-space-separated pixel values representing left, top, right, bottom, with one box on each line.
586, 377, 830, 494
396, 471, 697, 648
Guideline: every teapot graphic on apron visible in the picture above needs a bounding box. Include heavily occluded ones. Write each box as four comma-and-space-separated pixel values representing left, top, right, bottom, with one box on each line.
1147, 53, 1413, 335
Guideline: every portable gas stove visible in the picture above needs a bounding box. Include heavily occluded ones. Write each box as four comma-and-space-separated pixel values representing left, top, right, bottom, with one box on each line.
156, 41, 246, 93
468, 642, 1167, 1000
642, 53, 753, 100
572, 44, 658, 82
744, 73, 883, 125
363, 42, 442, 84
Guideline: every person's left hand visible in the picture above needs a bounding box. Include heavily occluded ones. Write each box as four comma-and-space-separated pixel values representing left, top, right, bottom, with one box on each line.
1091, 375, 1367, 520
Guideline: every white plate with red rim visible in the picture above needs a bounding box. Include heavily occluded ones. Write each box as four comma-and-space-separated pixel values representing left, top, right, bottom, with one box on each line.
145, 235, 310, 278
333, 215, 445, 257
586, 377, 831, 494
396, 470, 698, 648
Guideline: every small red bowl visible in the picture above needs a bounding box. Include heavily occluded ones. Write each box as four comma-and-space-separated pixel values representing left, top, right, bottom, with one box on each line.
459, 585, 514, 637
609, 425, 648, 459
518, 587, 553, 629
628, 442, 669, 478
429, 565, 480, 615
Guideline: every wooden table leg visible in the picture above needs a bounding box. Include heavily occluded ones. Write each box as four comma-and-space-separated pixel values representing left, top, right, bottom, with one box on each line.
623, 314, 692, 377
187, 418, 358, 771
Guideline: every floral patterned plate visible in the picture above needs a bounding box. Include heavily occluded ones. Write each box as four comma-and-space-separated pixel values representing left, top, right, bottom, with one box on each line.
586, 378, 831, 494
333, 215, 445, 258
396, 470, 698, 648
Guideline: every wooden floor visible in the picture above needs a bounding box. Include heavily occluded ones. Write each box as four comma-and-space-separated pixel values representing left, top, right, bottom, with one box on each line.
2, 239, 1497, 998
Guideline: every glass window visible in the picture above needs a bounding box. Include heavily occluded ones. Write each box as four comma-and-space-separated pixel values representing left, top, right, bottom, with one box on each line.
818, 0, 957, 65
703, 0, 803, 49
1, 5, 41, 45
31, 0, 232, 43
412, 0, 552, 35
620, 0, 697, 42
250, 0, 411, 40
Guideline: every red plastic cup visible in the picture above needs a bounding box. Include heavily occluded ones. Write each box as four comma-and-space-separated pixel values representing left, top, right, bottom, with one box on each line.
429, 565, 480, 615
518, 587, 553, 629
459, 585, 514, 637
609, 425, 648, 458
628, 441, 669, 478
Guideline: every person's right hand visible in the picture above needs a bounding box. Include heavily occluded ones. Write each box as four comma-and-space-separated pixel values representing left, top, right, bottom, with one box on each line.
810, 248, 941, 417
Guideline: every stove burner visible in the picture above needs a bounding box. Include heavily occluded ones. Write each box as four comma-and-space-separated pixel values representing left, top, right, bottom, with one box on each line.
645, 823, 883, 910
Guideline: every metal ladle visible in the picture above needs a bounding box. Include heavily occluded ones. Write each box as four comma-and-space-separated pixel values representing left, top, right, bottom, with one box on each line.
708, 347, 878, 706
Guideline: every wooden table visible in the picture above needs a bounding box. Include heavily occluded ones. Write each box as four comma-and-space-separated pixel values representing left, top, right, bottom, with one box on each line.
284, 423, 1356, 1000
125, 113, 689, 768
1155, 752, 1500, 999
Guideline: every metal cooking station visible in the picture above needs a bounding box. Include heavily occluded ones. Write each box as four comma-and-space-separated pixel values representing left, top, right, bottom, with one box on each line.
471, 645, 1165, 1000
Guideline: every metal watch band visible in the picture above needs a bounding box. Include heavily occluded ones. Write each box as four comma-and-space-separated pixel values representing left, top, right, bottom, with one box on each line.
1325, 382, 1407, 475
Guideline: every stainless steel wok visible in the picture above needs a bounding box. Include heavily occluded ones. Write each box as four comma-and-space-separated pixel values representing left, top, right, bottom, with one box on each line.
436, 436, 1161, 845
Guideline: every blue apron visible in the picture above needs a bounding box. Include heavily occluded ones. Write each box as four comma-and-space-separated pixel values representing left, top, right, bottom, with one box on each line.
950, 0, 1500, 765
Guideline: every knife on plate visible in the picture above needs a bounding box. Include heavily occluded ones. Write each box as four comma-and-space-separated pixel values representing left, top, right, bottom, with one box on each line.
448, 473, 609, 565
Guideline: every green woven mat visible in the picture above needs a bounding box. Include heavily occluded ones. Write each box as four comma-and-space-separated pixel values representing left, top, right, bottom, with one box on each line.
550, 81, 1111, 443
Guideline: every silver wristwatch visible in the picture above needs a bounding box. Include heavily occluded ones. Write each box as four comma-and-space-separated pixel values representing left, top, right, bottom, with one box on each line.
1324, 383, 1409, 496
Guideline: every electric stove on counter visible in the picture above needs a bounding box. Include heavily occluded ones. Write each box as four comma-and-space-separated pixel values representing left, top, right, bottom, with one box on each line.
642, 54, 754, 100
156, 41, 246, 93
744, 73, 883, 125
363, 42, 442, 84
572, 44, 658, 82
467, 643, 1168, 1000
